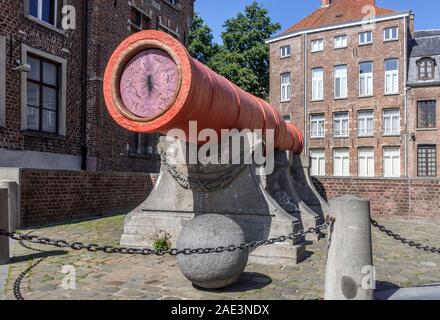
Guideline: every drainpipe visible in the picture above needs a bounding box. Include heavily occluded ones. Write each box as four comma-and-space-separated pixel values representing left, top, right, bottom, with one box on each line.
403, 15, 409, 177
80, 0, 90, 171
304, 33, 308, 155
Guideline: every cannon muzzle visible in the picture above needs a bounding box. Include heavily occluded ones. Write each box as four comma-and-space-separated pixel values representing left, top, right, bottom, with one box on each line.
103, 30, 303, 153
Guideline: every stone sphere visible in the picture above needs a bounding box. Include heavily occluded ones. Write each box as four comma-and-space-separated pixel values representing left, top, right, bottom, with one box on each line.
176, 214, 249, 289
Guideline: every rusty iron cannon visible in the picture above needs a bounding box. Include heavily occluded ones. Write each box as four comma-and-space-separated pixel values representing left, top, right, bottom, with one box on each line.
103, 30, 327, 289
103, 30, 303, 154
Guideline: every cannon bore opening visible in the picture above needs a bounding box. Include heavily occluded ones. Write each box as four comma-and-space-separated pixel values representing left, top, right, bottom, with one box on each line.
119, 49, 180, 120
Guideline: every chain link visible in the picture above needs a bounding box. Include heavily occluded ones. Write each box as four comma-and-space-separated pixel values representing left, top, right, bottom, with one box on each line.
371, 219, 440, 254
160, 151, 248, 193
0, 222, 328, 257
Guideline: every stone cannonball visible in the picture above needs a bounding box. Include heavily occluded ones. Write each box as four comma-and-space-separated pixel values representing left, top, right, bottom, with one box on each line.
176, 214, 249, 289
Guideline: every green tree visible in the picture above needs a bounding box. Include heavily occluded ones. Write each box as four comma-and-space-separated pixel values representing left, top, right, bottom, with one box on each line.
211, 1, 281, 98
188, 12, 219, 65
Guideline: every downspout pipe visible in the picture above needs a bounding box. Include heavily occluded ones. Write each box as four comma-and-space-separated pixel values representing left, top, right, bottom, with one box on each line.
80, 0, 90, 171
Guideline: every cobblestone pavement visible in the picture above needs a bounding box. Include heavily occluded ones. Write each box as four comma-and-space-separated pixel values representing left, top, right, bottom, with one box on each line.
2, 215, 440, 300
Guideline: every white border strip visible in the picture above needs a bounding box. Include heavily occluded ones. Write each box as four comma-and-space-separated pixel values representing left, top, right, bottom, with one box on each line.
266, 12, 411, 44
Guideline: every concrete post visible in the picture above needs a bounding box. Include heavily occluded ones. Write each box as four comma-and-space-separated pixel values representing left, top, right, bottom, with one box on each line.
325, 195, 374, 300
0, 181, 19, 230
0, 188, 9, 265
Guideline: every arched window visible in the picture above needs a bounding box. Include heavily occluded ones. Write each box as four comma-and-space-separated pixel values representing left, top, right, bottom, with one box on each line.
418, 58, 436, 80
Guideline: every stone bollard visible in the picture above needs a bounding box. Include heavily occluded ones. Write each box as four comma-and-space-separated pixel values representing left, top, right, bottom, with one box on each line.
324, 195, 374, 300
0, 188, 9, 265
0, 181, 19, 231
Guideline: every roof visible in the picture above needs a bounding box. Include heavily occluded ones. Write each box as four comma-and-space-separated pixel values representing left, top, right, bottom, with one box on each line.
282, 0, 395, 35
410, 30, 440, 58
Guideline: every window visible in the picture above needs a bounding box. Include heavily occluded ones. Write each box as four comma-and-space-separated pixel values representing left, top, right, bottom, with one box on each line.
384, 27, 398, 41
0, 36, 5, 128
280, 73, 291, 102
311, 114, 325, 138
418, 58, 436, 80
417, 100, 436, 129
333, 148, 350, 177
28, 0, 60, 26
130, 7, 152, 32
334, 65, 348, 99
358, 148, 375, 177
130, 8, 142, 29
359, 62, 373, 97
358, 110, 374, 136
166, 0, 181, 8
359, 31, 373, 45
334, 35, 348, 49
311, 39, 324, 52
312, 68, 324, 101
283, 114, 292, 123
383, 147, 400, 177
310, 149, 326, 176
26, 55, 59, 134
383, 109, 400, 135
418, 145, 437, 177
385, 59, 399, 94
280, 46, 291, 58
333, 112, 349, 137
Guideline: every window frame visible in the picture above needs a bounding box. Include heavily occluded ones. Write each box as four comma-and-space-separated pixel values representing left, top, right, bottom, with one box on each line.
26, 54, 60, 134
310, 149, 326, 176
311, 39, 324, 53
359, 61, 374, 97
21, 45, 67, 136
384, 58, 399, 95
280, 45, 291, 58
334, 64, 348, 99
384, 27, 399, 42
310, 114, 325, 138
333, 112, 349, 138
280, 73, 291, 102
417, 57, 436, 81
334, 35, 348, 49
417, 145, 437, 177
311, 68, 324, 101
358, 110, 374, 137
383, 108, 401, 136
358, 147, 375, 177
333, 148, 350, 177
417, 100, 436, 129
383, 147, 401, 178
25, 0, 64, 30
359, 31, 373, 45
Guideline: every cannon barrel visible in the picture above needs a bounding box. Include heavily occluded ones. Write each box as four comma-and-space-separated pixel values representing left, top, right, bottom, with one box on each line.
103, 30, 304, 153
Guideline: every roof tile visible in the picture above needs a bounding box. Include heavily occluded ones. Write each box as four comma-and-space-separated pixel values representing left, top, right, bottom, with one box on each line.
283, 0, 395, 34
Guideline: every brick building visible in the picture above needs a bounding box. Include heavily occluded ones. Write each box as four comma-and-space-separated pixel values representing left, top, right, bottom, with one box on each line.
0, 0, 194, 173
267, 0, 440, 179
0, 0, 194, 226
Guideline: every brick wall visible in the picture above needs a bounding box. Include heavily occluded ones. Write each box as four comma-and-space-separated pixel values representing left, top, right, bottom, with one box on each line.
20, 169, 158, 226
313, 176, 440, 217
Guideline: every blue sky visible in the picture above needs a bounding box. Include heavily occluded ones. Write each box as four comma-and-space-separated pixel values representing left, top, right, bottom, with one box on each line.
195, 0, 440, 43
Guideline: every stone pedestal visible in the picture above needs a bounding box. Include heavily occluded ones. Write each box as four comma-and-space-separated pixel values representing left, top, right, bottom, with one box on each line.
121, 138, 325, 266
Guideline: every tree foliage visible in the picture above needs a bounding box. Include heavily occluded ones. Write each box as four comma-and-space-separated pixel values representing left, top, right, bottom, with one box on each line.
188, 12, 219, 65
189, 2, 280, 99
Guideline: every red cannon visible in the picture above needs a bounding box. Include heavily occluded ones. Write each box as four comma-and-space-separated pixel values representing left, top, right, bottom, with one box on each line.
103, 30, 304, 154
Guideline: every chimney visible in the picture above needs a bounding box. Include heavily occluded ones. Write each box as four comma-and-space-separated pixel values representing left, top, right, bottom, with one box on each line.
321, 0, 332, 7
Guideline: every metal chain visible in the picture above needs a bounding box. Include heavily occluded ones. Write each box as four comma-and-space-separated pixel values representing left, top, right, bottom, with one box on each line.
0, 222, 328, 257
371, 219, 440, 254
160, 151, 248, 193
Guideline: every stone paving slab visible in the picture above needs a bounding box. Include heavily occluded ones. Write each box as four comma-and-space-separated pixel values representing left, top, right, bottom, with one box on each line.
3, 215, 440, 300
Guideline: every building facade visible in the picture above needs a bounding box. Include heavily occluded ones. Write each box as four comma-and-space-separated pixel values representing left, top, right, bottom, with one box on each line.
0, 0, 194, 173
268, 0, 440, 179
